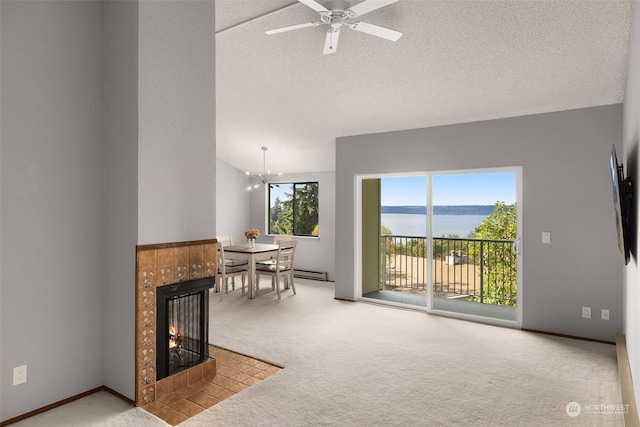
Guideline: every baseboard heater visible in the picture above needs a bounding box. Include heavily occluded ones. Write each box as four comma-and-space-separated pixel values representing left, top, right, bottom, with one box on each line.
294, 269, 328, 281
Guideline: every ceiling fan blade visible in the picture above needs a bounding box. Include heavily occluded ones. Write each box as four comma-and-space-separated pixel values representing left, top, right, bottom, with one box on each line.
347, 0, 398, 17
299, 0, 329, 13
323, 28, 340, 54
349, 21, 402, 41
265, 21, 320, 35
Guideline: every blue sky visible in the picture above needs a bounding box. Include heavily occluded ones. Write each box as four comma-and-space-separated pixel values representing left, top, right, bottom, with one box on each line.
269, 183, 292, 203
381, 172, 517, 206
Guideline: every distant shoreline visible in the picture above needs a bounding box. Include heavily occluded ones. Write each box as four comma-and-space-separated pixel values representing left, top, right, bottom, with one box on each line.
381, 205, 494, 215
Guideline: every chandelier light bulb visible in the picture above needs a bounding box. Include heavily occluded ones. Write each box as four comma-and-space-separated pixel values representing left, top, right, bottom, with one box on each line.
246, 146, 283, 190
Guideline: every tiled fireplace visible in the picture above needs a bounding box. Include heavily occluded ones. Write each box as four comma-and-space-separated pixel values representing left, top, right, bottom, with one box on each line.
135, 239, 218, 406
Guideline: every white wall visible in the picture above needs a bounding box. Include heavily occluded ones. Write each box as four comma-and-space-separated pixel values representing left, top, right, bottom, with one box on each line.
138, 1, 216, 245
1, 2, 106, 420
622, 0, 640, 413
249, 171, 336, 280
216, 158, 250, 244
337, 105, 623, 342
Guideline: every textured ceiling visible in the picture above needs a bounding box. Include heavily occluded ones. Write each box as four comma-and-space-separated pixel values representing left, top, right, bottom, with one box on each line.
215, 0, 631, 174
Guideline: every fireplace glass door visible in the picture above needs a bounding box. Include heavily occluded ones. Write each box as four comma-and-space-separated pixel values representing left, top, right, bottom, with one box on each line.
156, 277, 213, 380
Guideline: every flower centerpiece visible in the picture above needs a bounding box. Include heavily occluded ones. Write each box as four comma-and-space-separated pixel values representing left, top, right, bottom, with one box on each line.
245, 228, 260, 247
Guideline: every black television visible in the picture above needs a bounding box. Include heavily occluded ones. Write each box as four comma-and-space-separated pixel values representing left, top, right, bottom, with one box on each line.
610, 145, 633, 265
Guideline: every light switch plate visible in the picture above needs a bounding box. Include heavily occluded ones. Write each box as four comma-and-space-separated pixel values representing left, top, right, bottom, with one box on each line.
542, 232, 551, 244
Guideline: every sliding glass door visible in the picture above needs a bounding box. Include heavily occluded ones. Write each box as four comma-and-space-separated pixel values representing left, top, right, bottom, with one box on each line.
361, 176, 428, 308
360, 168, 521, 326
430, 171, 519, 323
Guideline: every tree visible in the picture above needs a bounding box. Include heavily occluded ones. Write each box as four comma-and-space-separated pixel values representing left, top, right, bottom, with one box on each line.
380, 224, 394, 283
469, 201, 517, 306
433, 234, 461, 259
381, 224, 392, 235
293, 183, 319, 236
269, 183, 319, 236
473, 201, 516, 240
270, 196, 293, 235
406, 238, 426, 258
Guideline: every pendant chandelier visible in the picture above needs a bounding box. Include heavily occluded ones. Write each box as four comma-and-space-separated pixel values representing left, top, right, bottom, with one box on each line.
246, 146, 282, 190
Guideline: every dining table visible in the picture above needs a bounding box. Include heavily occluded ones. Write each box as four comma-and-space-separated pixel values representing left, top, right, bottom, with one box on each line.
222, 243, 279, 299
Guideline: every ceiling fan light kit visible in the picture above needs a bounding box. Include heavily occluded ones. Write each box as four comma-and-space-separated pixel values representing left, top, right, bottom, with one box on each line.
266, 0, 402, 54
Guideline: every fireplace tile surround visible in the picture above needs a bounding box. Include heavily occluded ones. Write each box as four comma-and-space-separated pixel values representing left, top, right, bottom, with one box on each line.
135, 239, 218, 406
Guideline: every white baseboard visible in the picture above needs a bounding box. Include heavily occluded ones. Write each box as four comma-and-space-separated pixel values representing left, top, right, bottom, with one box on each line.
616, 333, 640, 426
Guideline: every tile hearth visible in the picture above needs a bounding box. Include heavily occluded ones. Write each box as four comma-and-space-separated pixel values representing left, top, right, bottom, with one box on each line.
143, 345, 282, 426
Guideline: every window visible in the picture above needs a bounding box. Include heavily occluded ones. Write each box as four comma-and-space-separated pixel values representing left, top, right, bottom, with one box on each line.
268, 182, 319, 236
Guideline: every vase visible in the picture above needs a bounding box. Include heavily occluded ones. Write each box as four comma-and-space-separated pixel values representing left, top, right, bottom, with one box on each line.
249, 239, 255, 248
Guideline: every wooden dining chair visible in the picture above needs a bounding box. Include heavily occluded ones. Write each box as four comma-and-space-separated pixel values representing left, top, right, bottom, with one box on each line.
216, 235, 233, 247
272, 234, 293, 244
255, 240, 297, 299
256, 235, 294, 288
216, 235, 248, 293
217, 242, 249, 301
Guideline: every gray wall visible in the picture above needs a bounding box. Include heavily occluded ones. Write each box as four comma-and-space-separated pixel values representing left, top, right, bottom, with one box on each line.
216, 158, 251, 244
104, 0, 138, 400
1, 1, 106, 420
622, 0, 640, 413
336, 105, 623, 342
0, 1, 216, 421
138, 1, 216, 245
249, 171, 336, 280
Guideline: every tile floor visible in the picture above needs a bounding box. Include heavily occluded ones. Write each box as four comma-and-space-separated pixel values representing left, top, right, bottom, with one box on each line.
143, 345, 282, 426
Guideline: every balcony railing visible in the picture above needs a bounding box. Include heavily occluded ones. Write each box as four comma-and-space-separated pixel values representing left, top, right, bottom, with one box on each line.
380, 236, 517, 306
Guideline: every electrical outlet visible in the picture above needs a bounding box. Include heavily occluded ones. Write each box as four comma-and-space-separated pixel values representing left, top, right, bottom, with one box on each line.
13, 365, 27, 385
602, 309, 610, 321
582, 306, 591, 319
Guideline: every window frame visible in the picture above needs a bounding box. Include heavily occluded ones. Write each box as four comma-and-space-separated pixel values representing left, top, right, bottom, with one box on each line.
267, 181, 319, 237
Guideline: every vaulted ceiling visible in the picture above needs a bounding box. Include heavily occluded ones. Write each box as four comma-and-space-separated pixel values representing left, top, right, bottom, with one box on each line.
215, 0, 631, 174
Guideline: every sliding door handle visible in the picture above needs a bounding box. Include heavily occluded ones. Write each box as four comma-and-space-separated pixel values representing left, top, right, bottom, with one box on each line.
512, 238, 521, 255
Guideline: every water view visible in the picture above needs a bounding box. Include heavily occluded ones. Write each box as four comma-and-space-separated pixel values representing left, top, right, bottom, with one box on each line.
381, 213, 489, 237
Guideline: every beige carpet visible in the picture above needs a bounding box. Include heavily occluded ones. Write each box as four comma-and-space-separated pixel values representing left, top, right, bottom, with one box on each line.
13, 279, 623, 426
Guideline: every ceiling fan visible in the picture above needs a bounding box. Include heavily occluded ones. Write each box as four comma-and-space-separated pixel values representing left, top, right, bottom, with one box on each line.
265, 0, 403, 54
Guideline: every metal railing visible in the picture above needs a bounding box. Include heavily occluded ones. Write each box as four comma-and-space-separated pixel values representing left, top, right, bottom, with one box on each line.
380, 236, 517, 306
